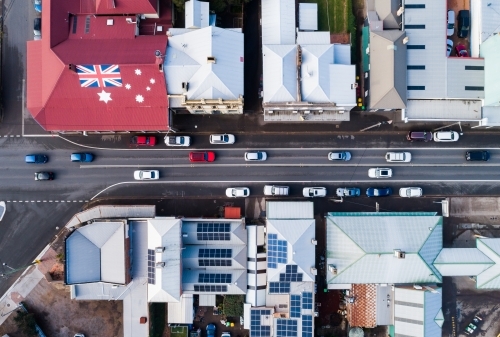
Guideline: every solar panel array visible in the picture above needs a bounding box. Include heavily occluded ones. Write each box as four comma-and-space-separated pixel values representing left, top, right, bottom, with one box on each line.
194, 285, 228, 292
250, 309, 271, 337
147, 249, 155, 284
290, 295, 301, 318
268, 233, 288, 268
279, 265, 303, 282
197, 223, 231, 241
276, 319, 298, 337
198, 273, 232, 283
269, 282, 290, 293
302, 315, 313, 337
199, 259, 232, 267
198, 249, 232, 258
302, 292, 313, 309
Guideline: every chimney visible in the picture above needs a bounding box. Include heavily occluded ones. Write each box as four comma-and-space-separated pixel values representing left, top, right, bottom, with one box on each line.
68, 64, 77, 72
394, 249, 405, 259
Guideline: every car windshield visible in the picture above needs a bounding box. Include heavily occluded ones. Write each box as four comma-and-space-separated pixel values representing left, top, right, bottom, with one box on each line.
179, 137, 185, 144
149, 172, 156, 178
222, 135, 228, 142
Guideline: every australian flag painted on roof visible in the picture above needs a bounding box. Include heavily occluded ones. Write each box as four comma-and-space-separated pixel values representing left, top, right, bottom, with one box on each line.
76, 64, 122, 88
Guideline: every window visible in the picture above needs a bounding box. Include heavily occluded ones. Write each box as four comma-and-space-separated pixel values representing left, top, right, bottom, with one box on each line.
465, 86, 484, 91
405, 4, 425, 8
407, 45, 425, 49
465, 66, 484, 70
408, 86, 425, 90
407, 65, 425, 70
405, 25, 425, 29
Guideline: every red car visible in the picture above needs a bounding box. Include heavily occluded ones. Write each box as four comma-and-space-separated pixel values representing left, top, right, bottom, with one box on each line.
131, 135, 156, 146
189, 151, 215, 162
455, 44, 469, 57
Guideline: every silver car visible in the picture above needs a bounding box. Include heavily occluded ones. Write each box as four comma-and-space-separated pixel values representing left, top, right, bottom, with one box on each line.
226, 187, 250, 198
328, 151, 351, 161
399, 187, 422, 198
134, 170, 159, 180
303, 187, 327, 198
368, 168, 393, 178
244, 151, 267, 161
210, 134, 235, 144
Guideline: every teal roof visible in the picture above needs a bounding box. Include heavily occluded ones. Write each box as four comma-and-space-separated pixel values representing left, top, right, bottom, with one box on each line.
326, 213, 442, 284
480, 34, 500, 107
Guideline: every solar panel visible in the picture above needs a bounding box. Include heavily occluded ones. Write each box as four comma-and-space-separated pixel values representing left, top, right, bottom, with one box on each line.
198, 249, 232, 258
276, 319, 298, 337
302, 292, 313, 309
290, 295, 301, 318
268, 233, 288, 268
198, 273, 232, 283
193, 285, 228, 292
302, 315, 313, 337
269, 282, 290, 294
197, 223, 231, 241
198, 259, 232, 267
279, 265, 303, 282
147, 249, 155, 284
250, 309, 271, 337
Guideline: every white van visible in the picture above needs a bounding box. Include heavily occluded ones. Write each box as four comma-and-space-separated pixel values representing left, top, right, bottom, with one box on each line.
263, 185, 289, 196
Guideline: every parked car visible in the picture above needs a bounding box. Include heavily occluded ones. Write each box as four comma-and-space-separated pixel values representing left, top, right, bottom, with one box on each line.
366, 187, 392, 197
263, 185, 289, 196
164, 135, 190, 146
368, 168, 392, 178
34, 172, 54, 181
446, 39, 453, 56
407, 131, 433, 142
457, 10, 470, 38
70, 153, 94, 162
34, 18, 41, 37
399, 187, 423, 198
189, 151, 215, 162
245, 151, 267, 161
34, 0, 42, 12
455, 44, 469, 57
385, 152, 411, 163
131, 135, 156, 146
466, 150, 490, 161
447, 10, 455, 36
206, 324, 216, 337
226, 187, 250, 198
210, 134, 235, 144
328, 151, 351, 161
0, 201, 5, 222
221, 333, 231, 337
433, 131, 459, 142
133, 170, 159, 180
303, 187, 327, 198
25, 154, 48, 164
336, 187, 360, 197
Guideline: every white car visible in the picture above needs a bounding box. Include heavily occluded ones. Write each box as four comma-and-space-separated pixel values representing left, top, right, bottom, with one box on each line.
447, 10, 455, 36
368, 168, 392, 178
210, 134, 235, 144
303, 187, 327, 198
0, 201, 5, 221
245, 151, 267, 161
221, 333, 231, 337
134, 170, 159, 180
328, 151, 351, 161
164, 135, 190, 146
433, 131, 459, 142
385, 152, 411, 163
399, 187, 423, 198
446, 39, 453, 57
226, 187, 250, 198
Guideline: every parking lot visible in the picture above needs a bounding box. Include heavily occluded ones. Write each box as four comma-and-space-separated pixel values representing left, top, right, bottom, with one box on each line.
447, 0, 470, 57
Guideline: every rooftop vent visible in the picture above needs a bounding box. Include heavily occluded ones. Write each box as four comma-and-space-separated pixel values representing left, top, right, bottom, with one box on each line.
182, 82, 189, 93
403, 36, 409, 44
155, 247, 165, 253
310, 267, 317, 275
328, 264, 337, 275
182, 233, 188, 238
394, 249, 405, 259
311, 239, 317, 245
207, 56, 216, 64
107, 19, 114, 26
155, 262, 166, 268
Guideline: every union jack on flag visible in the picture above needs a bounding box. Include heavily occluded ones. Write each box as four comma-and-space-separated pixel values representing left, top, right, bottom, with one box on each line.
76, 64, 122, 88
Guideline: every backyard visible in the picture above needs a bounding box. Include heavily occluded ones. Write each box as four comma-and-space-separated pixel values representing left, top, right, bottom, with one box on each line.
302, 0, 355, 35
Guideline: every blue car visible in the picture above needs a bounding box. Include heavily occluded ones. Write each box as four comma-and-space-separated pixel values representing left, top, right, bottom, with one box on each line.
34, 0, 42, 12
25, 154, 48, 164
206, 324, 216, 337
366, 187, 392, 197
71, 153, 94, 162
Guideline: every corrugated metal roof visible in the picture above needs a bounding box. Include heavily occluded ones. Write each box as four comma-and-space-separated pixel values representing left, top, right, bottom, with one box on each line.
123, 278, 149, 337
199, 294, 216, 306
165, 26, 243, 101
329, 64, 356, 106
296, 32, 330, 45
266, 201, 313, 219
181, 219, 246, 245
480, 34, 500, 106
405, 99, 482, 120
476, 0, 500, 45
299, 3, 318, 31
476, 239, 500, 288
66, 205, 155, 228
168, 294, 194, 323
185, 0, 209, 28
333, 44, 351, 65
262, 0, 296, 45
447, 58, 485, 99
66, 231, 101, 284
262, 45, 297, 103
301, 45, 333, 102
373, 0, 400, 29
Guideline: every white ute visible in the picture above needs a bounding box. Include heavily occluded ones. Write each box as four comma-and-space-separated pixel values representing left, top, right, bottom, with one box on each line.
263, 185, 289, 196
164, 135, 190, 146
385, 152, 411, 162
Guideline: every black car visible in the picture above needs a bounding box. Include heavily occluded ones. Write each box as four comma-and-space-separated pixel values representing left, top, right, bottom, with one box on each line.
34, 172, 54, 181
466, 150, 490, 161
407, 131, 433, 142
457, 10, 470, 38
366, 187, 392, 197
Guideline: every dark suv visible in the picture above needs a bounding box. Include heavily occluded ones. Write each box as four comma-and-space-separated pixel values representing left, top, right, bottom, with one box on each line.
465, 150, 490, 161
457, 10, 470, 38
407, 131, 433, 142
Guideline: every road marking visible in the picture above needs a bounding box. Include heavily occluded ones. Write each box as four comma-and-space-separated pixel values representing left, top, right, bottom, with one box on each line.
80, 163, 500, 168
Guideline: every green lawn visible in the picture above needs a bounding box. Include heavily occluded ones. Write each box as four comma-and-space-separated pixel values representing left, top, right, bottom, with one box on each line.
302, 0, 351, 34
171, 326, 188, 337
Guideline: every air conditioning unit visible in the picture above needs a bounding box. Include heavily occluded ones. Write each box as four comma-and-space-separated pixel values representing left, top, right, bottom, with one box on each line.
311, 239, 317, 245
155, 262, 166, 268
268, 110, 273, 114
304, 110, 310, 114
155, 247, 165, 253
328, 264, 337, 275
292, 111, 298, 114
394, 249, 405, 259
310, 267, 317, 275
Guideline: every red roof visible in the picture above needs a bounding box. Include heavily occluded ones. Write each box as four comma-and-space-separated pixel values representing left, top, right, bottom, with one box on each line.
80, 0, 157, 15
26, 0, 170, 131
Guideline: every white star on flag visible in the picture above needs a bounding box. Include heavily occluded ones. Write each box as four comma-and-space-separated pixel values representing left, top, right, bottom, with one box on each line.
125, 84, 131, 90
135, 69, 142, 75
150, 78, 155, 84
146, 87, 151, 91
97, 90, 112, 104
136, 94, 144, 103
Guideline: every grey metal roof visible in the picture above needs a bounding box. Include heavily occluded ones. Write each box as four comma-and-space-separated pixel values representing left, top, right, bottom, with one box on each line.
262, 45, 298, 103
181, 219, 246, 245
476, 239, 500, 289
185, 0, 209, 29
299, 3, 318, 31
168, 294, 194, 323
480, 34, 500, 107
368, 30, 407, 109
65, 205, 155, 228
434, 248, 493, 276
66, 231, 101, 284
266, 201, 313, 219
447, 58, 485, 99
476, 0, 500, 46
373, 0, 400, 29
404, 99, 483, 121
262, 0, 296, 45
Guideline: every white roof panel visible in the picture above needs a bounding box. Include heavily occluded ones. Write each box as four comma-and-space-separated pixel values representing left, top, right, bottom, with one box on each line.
262, 0, 296, 44
266, 201, 314, 219
168, 294, 194, 323
329, 64, 356, 106
447, 58, 485, 99
262, 45, 297, 102
185, 0, 209, 29
299, 3, 318, 31
296, 32, 330, 45
405, 99, 482, 121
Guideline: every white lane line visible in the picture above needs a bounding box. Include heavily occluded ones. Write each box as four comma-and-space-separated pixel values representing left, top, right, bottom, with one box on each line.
80, 163, 500, 168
